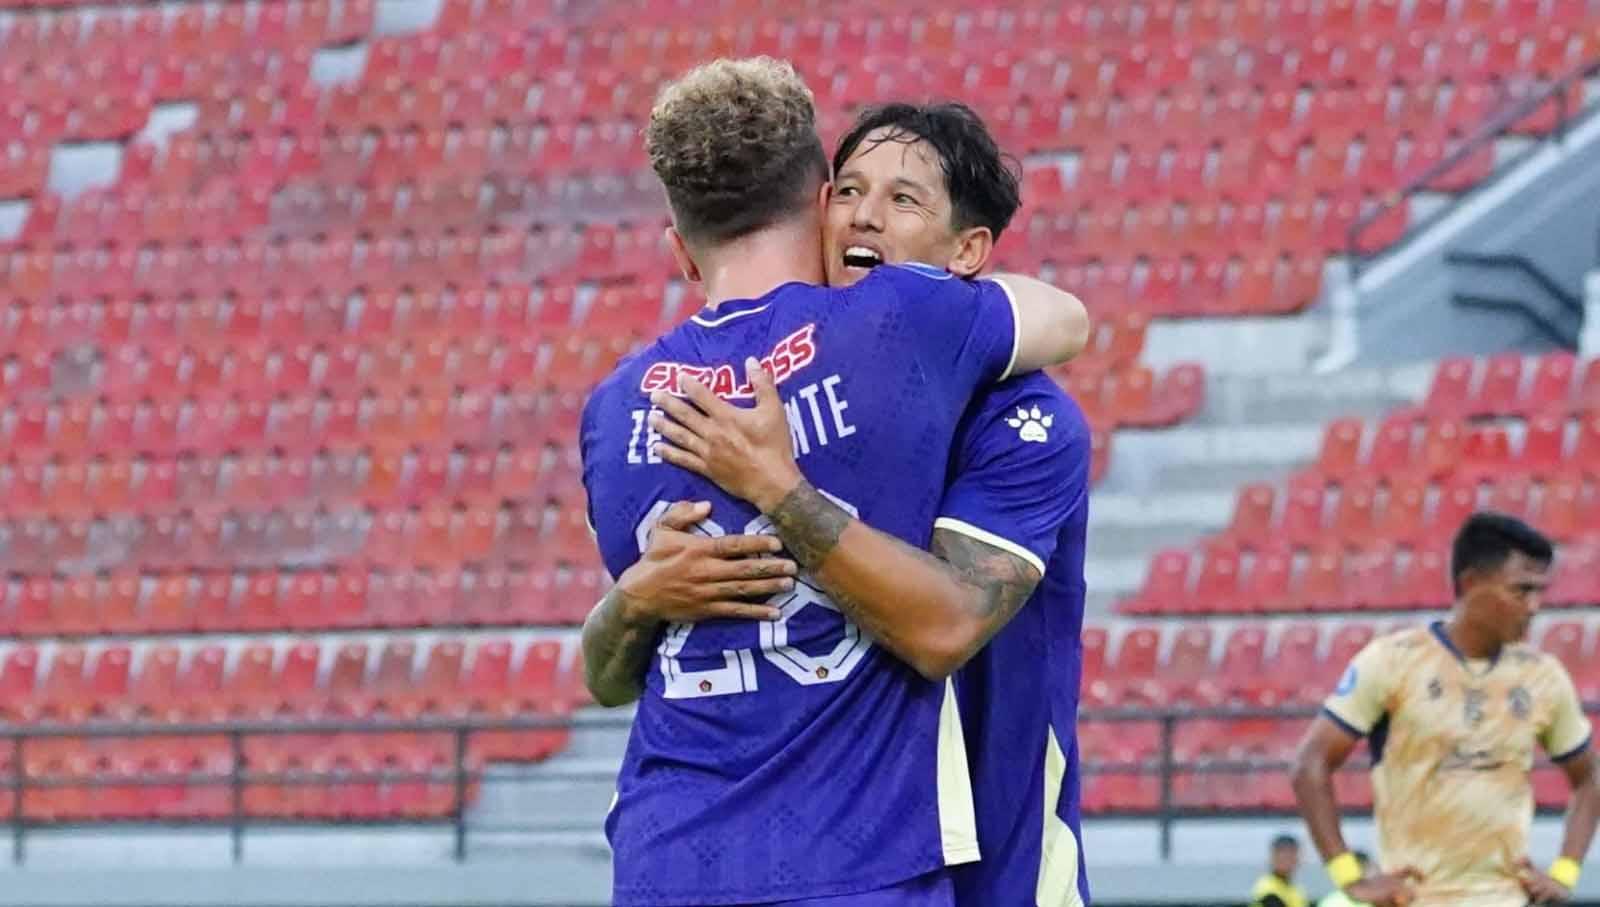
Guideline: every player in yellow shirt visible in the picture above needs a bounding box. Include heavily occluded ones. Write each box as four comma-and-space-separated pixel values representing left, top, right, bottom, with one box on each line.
1293, 513, 1600, 907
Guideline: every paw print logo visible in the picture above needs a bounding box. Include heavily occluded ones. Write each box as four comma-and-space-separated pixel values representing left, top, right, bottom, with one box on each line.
1006, 405, 1053, 443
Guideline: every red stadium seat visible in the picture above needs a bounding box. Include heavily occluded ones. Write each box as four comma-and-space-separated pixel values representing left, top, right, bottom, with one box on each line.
1473, 354, 1525, 415
1281, 480, 1328, 548
1330, 478, 1378, 545
1519, 413, 1570, 477
1390, 548, 1452, 610
1293, 547, 1347, 612
1423, 357, 1475, 416
1227, 483, 1277, 548
1273, 624, 1324, 703
1124, 549, 1191, 615
1241, 544, 1294, 614
1487, 475, 1534, 521
1526, 352, 1577, 413
1316, 418, 1365, 480
1193, 546, 1243, 614
1366, 413, 1417, 477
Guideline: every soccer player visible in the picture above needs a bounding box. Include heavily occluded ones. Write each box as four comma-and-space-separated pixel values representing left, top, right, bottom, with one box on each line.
579, 58, 1089, 906
647, 102, 1093, 907
1292, 513, 1600, 907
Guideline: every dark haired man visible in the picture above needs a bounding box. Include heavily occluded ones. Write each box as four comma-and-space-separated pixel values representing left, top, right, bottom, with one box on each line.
1293, 513, 1599, 907
648, 100, 1094, 906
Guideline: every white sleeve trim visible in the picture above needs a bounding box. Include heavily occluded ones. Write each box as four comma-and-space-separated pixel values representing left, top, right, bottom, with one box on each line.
933, 517, 1046, 575
984, 277, 1022, 383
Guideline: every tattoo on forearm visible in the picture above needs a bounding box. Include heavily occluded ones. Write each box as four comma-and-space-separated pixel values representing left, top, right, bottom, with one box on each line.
931, 528, 1041, 628
583, 587, 657, 705
763, 480, 896, 641
766, 480, 852, 569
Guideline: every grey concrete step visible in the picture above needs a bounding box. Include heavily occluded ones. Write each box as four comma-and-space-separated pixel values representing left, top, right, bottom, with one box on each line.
473, 760, 616, 831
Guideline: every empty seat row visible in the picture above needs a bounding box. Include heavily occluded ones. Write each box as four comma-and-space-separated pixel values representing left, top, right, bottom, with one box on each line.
1084, 618, 1600, 704
1423, 353, 1600, 417
1313, 412, 1600, 481
0, 283, 619, 353
0, 388, 584, 459
1121, 539, 1599, 615
1224, 474, 1600, 549
0, 565, 596, 637
1061, 363, 1207, 429
0, 444, 575, 518
0, 498, 602, 574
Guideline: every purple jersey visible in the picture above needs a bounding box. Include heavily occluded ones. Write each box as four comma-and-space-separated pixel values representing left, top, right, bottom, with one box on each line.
942, 375, 1092, 907
580, 264, 1019, 906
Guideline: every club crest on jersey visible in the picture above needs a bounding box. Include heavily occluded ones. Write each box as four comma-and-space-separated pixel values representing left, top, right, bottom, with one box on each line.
1335, 665, 1358, 696
1007, 405, 1053, 443
639, 324, 817, 400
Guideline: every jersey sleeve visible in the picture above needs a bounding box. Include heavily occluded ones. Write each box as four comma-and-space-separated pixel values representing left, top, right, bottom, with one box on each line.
1540, 660, 1592, 762
864, 263, 1020, 387
578, 384, 635, 582
934, 386, 1088, 575
1323, 639, 1395, 737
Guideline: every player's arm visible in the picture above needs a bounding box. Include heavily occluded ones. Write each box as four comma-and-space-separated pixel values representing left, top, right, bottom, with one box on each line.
1541, 665, 1598, 893
652, 365, 1056, 680
1292, 715, 1363, 865
580, 501, 794, 707
1554, 751, 1599, 879
865, 265, 1088, 385
988, 273, 1092, 375
1292, 646, 1422, 905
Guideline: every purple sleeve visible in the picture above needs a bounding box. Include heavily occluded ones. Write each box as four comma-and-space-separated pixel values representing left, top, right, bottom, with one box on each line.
866, 263, 1020, 388
935, 386, 1087, 573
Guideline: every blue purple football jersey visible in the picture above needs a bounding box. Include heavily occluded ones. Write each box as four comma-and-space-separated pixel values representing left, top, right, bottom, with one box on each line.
580, 264, 1020, 906
942, 374, 1093, 907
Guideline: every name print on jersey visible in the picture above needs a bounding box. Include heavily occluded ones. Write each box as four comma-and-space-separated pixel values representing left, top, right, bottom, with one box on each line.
639, 324, 817, 399
625, 372, 856, 466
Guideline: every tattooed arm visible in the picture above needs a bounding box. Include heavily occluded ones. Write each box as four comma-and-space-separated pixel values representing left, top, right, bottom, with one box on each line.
763, 479, 1041, 680
649, 364, 1055, 681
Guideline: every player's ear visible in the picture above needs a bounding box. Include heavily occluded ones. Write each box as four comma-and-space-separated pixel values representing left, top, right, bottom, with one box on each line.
664, 226, 701, 284
946, 225, 994, 278
817, 180, 833, 214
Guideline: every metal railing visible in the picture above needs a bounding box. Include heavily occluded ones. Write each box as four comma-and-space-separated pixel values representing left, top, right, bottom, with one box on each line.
0, 702, 1592, 866
1348, 59, 1600, 269
0, 713, 577, 865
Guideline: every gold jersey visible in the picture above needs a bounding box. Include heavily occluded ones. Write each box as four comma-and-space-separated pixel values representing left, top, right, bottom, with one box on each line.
1323, 623, 1591, 907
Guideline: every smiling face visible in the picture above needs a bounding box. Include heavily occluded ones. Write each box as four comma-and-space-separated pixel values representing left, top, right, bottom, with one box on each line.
823, 127, 987, 287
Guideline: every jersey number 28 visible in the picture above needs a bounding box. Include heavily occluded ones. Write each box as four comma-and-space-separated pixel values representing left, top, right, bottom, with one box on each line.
634, 498, 874, 699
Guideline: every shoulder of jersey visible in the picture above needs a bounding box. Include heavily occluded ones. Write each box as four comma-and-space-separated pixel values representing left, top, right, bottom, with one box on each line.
1382, 626, 1430, 651
996, 376, 1089, 426
876, 261, 957, 283
587, 341, 660, 401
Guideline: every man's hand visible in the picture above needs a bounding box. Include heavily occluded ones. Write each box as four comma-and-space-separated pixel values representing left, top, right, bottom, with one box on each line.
616, 501, 795, 625
650, 357, 803, 514
1344, 867, 1423, 907
1517, 858, 1575, 904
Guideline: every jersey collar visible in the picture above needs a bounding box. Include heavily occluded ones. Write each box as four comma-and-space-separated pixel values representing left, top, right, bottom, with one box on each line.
689, 282, 809, 328
1430, 620, 1500, 673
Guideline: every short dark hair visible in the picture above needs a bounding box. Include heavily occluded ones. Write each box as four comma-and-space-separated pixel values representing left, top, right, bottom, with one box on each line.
1450, 511, 1554, 595
831, 102, 1023, 239
646, 58, 830, 246
1270, 834, 1299, 850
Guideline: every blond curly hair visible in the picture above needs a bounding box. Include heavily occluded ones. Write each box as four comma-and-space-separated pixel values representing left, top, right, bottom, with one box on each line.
645, 57, 828, 245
